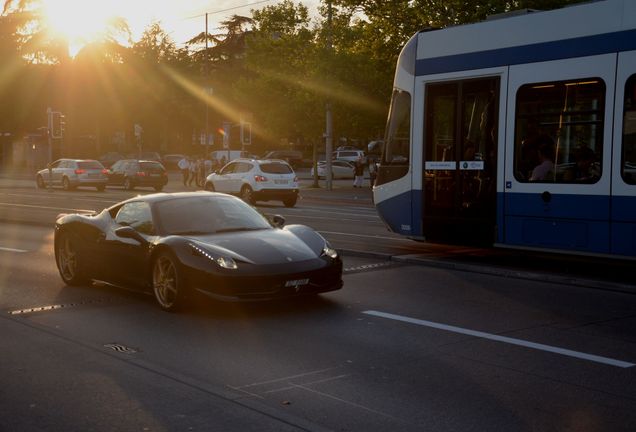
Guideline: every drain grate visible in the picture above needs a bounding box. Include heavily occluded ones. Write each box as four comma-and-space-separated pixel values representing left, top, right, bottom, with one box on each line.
104, 343, 138, 354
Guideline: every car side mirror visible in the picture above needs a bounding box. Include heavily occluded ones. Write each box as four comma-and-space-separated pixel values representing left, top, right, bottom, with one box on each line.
115, 226, 147, 243
271, 214, 285, 228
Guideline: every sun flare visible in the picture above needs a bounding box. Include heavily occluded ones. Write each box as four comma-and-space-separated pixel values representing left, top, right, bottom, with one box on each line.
41, 0, 125, 55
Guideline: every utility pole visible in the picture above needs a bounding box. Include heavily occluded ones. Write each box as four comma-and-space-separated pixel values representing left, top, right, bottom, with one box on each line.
205, 12, 210, 159
325, 0, 333, 191
47, 107, 53, 191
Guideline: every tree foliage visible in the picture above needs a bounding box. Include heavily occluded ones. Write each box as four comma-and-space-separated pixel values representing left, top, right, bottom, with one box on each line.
0, 0, 589, 161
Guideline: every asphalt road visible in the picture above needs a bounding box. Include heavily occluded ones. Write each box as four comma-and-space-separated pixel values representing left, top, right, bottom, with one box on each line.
1, 170, 636, 430
2, 222, 636, 431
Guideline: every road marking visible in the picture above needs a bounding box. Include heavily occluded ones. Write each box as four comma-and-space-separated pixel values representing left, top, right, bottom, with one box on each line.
0, 246, 28, 253
0, 202, 95, 213
363, 310, 635, 368
319, 230, 412, 242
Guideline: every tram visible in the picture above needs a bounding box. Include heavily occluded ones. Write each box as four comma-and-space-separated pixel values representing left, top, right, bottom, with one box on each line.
373, 0, 636, 258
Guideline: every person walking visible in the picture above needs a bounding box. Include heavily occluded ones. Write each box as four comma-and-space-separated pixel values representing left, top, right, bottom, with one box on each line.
178, 156, 190, 186
353, 157, 365, 188
188, 157, 197, 186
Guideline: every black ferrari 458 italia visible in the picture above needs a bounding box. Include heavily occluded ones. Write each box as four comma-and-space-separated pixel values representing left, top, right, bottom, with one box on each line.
54, 192, 343, 310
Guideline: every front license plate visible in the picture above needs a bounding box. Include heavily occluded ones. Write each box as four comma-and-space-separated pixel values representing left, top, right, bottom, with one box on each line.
285, 278, 309, 287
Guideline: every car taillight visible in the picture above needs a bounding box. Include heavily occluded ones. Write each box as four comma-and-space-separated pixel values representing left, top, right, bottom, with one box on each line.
254, 175, 267, 182
101, 169, 109, 174
136, 172, 146, 177
74, 169, 85, 175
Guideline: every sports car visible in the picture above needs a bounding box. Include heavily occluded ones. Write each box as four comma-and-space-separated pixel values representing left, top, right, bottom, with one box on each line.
54, 192, 343, 311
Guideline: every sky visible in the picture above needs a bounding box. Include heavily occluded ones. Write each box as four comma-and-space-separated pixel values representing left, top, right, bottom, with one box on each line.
122, 0, 322, 46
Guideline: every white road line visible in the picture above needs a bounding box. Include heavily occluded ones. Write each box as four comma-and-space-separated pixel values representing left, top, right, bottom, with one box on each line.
363, 310, 635, 369
0, 246, 28, 253
319, 231, 412, 242
0, 202, 95, 212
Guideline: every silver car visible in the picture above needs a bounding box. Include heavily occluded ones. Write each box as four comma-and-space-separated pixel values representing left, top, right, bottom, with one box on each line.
36, 159, 108, 191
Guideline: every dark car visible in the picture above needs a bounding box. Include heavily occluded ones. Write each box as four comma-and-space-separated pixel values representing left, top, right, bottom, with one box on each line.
54, 192, 343, 310
107, 159, 168, 191
162, 154, 186, 170
262, 150, 304, 169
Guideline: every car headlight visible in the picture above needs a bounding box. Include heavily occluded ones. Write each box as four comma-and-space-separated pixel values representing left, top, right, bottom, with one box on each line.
322, 246, 338, 259
189, 243, 238, 270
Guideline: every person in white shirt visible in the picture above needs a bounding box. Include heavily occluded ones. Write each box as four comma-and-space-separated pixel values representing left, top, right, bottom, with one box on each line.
177, 156, 190, 186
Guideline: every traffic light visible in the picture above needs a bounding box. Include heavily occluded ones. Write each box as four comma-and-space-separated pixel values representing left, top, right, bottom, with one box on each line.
50, 111, 65, 139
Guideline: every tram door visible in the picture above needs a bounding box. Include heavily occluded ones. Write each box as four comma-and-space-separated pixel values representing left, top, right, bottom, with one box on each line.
423, 77, 499, 244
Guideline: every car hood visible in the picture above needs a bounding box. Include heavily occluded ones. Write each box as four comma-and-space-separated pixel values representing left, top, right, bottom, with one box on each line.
186, 228, 320, 265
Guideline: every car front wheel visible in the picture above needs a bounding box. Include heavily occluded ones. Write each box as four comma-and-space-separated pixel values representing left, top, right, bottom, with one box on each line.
240, 185, 254, 204
36, 175, 45, 189
204, 182, 215, 191
152, 251, 186, 312
283, 195, 297, 208
56, 232, 89, 286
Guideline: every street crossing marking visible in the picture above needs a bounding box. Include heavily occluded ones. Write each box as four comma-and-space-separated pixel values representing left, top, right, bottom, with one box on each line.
0, 246, 28, 253
363, 310, 635, 369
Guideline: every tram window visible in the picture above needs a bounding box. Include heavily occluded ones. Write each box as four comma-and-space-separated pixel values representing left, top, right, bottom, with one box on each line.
514, 78, 605, 184
622, 74, 636, 185
383, 89, 411, 166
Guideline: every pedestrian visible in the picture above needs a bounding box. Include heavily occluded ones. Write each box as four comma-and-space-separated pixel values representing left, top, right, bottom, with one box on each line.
368, 159, 377, 188
178, 155, 190, 186
188, 156, 197, 186
353, 157, 365, 188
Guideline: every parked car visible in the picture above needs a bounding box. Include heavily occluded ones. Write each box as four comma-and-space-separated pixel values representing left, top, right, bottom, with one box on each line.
204, 158, 299, 207
262, 150, 304, 168
54, 192, 343, 310
36, 159, 108, 191
162, 154, 186, 170
107, 159, 168, 191
98, 152, 125, 168
332, 149, 366, 163
310, 160, 355, 179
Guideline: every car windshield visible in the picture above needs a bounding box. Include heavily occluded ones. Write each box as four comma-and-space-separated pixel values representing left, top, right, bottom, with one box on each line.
140, 162, 164, 172
260, 162, 292, 174
155, 195, 272, 235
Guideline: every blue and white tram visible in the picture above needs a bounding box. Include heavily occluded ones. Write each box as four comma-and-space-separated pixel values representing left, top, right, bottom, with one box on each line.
373, 0, 636, 258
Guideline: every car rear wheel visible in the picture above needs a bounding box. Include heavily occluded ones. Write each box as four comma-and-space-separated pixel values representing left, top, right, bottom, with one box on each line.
56, 232, 89, 286
204, 182, 215, 191
152, 252, 186, 312
240, 185, 254, 204
283, 195, 297, 208
154, 185, 164, 192
36, 175, 45, 189
62, 177, 72, 191
96, 185, 105, 192
124, 177, 134, 191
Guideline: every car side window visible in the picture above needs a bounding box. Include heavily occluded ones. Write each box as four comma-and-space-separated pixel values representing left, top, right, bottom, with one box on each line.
236, 162, 252, 173
220, 163, 236, 175
115, 202, 154, 235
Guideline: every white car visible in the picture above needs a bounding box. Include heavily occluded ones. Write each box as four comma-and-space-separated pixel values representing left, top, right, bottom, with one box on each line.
332, 149, 366, 163
310, 160, 355, 179
36, 158, 108, 191
204, 158, 299, 207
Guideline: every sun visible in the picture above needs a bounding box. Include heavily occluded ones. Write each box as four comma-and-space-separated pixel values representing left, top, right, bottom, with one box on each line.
41, 0, 125, 55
